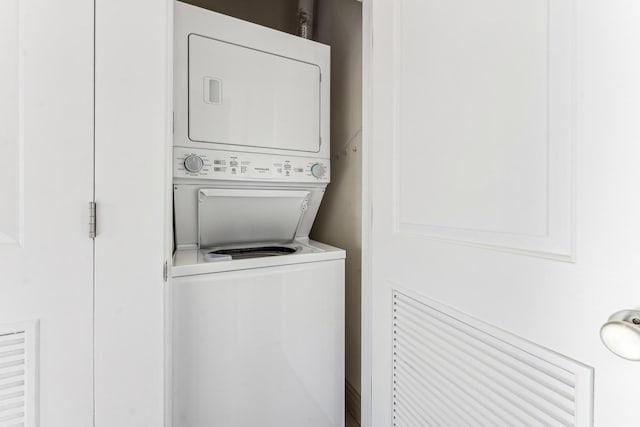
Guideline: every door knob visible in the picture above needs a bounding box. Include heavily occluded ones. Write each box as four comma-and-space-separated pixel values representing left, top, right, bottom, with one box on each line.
600, 310, 640, 360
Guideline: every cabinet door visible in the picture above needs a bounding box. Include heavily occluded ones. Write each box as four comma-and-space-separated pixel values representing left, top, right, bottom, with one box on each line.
0, 0, 94, 425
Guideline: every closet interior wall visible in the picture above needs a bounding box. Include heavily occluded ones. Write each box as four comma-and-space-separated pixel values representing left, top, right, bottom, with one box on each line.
311, 0, 363, 417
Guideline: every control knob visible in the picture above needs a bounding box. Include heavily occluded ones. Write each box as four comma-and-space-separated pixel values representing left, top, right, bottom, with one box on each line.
310, 163, 326, 179
184, 155, 204, 173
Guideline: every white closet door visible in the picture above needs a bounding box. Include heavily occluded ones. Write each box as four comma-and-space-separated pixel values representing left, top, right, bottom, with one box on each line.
0, 0, 94, 425
366, 0, 640, 425
93, 0, 169, 425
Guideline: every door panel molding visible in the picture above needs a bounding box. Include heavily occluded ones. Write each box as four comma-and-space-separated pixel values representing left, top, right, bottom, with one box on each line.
0, 0, 23, 246
390, 0, 576, 261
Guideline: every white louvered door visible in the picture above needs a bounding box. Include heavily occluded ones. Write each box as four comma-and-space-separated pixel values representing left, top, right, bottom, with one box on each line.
366, 0, 640, 425
0, 0, 94, 425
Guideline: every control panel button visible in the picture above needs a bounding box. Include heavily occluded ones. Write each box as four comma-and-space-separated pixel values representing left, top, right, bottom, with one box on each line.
310, 163, 326, 179
184, 155, 204, 173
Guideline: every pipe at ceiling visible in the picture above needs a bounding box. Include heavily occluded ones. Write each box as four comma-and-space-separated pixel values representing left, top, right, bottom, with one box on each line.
296, 0, 314, 39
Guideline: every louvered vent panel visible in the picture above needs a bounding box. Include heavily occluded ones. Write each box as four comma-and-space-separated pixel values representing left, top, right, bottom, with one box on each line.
392, 291, 593, 427
0, 331, 27, 427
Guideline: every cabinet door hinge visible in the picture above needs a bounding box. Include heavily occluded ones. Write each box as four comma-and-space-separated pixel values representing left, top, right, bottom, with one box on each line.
163, 261, 168, 282
89, 201, 96, 239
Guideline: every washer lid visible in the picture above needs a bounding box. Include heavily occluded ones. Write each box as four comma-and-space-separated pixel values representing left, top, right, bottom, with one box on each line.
198, 189, 311, 248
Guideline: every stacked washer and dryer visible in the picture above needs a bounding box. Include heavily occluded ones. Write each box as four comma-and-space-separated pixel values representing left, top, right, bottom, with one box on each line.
171, 3, 345, 427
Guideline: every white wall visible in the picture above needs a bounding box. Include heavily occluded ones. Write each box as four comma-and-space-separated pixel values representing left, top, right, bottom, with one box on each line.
312, 0, 363, 397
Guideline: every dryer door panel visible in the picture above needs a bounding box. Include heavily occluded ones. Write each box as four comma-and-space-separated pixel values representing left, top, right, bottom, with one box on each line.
188, 34, 321, 153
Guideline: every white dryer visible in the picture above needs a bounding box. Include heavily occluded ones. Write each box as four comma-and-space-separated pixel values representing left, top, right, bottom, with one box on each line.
171, 3, 345, 427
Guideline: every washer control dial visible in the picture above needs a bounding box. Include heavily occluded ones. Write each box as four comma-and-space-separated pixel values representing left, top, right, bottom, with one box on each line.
184, 155, 204, 173
310, 163, 326, 179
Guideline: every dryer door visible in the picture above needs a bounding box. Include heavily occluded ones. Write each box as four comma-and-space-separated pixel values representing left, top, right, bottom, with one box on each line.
188, 34, 321, 153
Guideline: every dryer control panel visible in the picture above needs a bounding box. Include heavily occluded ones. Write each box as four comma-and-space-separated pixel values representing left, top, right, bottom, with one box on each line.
173, 147, 330, 183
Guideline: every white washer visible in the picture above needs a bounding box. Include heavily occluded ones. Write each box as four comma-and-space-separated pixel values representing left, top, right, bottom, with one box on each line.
172, 3, 345, 427
172, 242, 344, 427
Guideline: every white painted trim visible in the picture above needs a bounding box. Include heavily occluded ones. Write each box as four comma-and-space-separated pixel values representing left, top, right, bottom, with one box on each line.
16, 0, 24, 249
164, 2, 174, 427
360, 0, 373, 425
